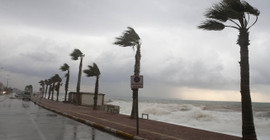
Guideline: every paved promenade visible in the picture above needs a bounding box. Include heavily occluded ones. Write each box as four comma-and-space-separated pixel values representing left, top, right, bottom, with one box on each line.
32, 97, 241, 140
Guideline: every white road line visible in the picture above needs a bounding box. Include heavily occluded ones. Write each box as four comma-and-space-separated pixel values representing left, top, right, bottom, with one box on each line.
27, 112, 47, 140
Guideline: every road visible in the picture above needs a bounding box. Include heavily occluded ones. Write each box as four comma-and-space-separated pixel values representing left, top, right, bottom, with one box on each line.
0, 93, 123, 140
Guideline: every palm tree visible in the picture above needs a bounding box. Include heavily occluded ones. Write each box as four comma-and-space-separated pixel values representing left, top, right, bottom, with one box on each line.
44, 79, 49, 98
25, 85, 33, 93
38, 80, 45, 97
60, 63, 70, 102
50, 75, 58, 101
83, 63, 101, 110
198, 0, 259, 139
47, 78, 52, 100
114, 27, 142, 118
70, 49, 85, 104
53, 74, 62, 101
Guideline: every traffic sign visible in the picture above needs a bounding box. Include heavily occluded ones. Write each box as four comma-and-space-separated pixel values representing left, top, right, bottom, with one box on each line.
131, 75, 143, 88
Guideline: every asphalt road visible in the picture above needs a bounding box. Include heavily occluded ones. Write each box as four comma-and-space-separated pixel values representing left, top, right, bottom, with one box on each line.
0, 93, 123, 140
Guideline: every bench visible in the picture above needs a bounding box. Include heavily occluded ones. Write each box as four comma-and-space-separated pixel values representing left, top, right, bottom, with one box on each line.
142, 113, 149, 119
104, 104, 120, 114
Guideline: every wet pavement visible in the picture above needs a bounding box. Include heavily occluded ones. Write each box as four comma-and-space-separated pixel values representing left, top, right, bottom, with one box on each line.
32, 95, 241, 140
0, 93, 123, 140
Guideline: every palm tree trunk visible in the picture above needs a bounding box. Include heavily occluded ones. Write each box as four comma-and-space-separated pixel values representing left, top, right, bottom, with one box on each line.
48, 85, 51, 99
131, 43, 141, 118
41, 85, 43, 97
93, 77, 99, 110
51, 83, 55, 100
76, 57, 83, 104
65, 70, 70, 102
45, 85, 48, 98
238, 29, 257, 140
56, 82, 60, 101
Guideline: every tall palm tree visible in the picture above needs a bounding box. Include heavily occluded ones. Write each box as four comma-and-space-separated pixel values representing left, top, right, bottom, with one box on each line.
50, 75, 58, 101
38, 80, 45, 97
53, 74, 62, 101
83, 63, 101, 110
198, 0, 259, 139
70, 49, 85, 104
114, 27, 142, 118
44, 79, 49, 98
47, 79, 52, 100
60, 63, 70, 102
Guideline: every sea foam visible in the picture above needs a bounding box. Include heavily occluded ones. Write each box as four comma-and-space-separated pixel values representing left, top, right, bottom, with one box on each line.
108, 97, 270, 140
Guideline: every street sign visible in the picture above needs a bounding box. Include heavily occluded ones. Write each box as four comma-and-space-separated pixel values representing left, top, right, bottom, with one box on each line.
131, 75, 143, 89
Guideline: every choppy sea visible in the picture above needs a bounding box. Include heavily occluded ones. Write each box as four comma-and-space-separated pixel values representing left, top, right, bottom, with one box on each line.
106, 96, 270, 140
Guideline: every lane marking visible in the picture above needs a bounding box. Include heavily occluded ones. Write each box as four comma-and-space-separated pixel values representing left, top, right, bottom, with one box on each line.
26, 110, 47, 140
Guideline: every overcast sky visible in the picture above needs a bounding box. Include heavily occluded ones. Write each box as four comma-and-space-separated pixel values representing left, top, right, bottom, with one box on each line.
0, 0, 269, 102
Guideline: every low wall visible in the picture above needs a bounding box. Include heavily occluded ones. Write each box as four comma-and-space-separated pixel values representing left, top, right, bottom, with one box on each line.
68, 92, 104, 106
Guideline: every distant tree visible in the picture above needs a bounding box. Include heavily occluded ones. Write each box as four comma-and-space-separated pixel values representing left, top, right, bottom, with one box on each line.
44, 79, 48, 98
83, 63, 101, 110
114, 27, 142, 118
60, 63, 70, 102
50, 75, 57, 100
25, 85, 33, 93
53, 74, 62, 101
198, 0, 260, 139
38, 80, 45, 97
47, 79, 52, 100
70, 49, 84, 104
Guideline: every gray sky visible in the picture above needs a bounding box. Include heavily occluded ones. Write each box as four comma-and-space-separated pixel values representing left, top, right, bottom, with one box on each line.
0, 0, 269, 102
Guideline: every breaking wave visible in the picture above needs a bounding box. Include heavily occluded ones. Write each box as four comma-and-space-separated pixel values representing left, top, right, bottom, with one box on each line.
107, 97, 270, 140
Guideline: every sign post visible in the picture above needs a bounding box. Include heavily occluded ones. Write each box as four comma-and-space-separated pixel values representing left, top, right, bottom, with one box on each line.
130, 75, 143, 135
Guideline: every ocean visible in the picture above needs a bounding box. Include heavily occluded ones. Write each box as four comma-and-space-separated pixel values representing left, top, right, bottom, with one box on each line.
106, 96, 270, 140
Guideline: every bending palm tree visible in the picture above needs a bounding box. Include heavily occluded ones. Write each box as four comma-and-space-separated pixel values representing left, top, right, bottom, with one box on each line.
44, 79, 48, 98
47, 79, 52, 100
70, 49, 85, 104
50, 75, 57, 100
60, 63, 70, 102
53, 74, 62, 101
38, 80, 45, 98
83, 63, 101, 110
114, 27, 141, 118
198, 0, 259, 139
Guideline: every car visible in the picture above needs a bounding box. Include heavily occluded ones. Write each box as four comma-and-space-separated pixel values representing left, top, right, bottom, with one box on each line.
22, 92, 31, 101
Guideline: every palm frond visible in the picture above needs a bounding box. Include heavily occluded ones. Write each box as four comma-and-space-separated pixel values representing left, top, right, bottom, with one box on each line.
199, 0, 259, 31
114, 27, 140, 48
84, 63, 101, 77
205, 3, 228, 22
242, 1, 260, 16
60, 63, 69, 71
198, 20, 225, 31
70, 49, 83, 60
39, 80, 44, 86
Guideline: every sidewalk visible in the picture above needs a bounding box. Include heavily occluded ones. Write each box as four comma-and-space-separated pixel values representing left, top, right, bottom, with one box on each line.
32, 97, 241, 140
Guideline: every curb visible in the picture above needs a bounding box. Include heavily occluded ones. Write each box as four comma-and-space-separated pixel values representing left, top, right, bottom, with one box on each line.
32, 99, 147, 140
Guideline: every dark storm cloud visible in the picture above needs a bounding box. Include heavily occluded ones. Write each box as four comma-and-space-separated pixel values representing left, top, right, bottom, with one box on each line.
0, 0, 269, 101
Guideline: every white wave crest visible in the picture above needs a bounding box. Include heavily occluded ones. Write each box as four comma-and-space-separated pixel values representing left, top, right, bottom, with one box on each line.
108, 99, 270, 140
